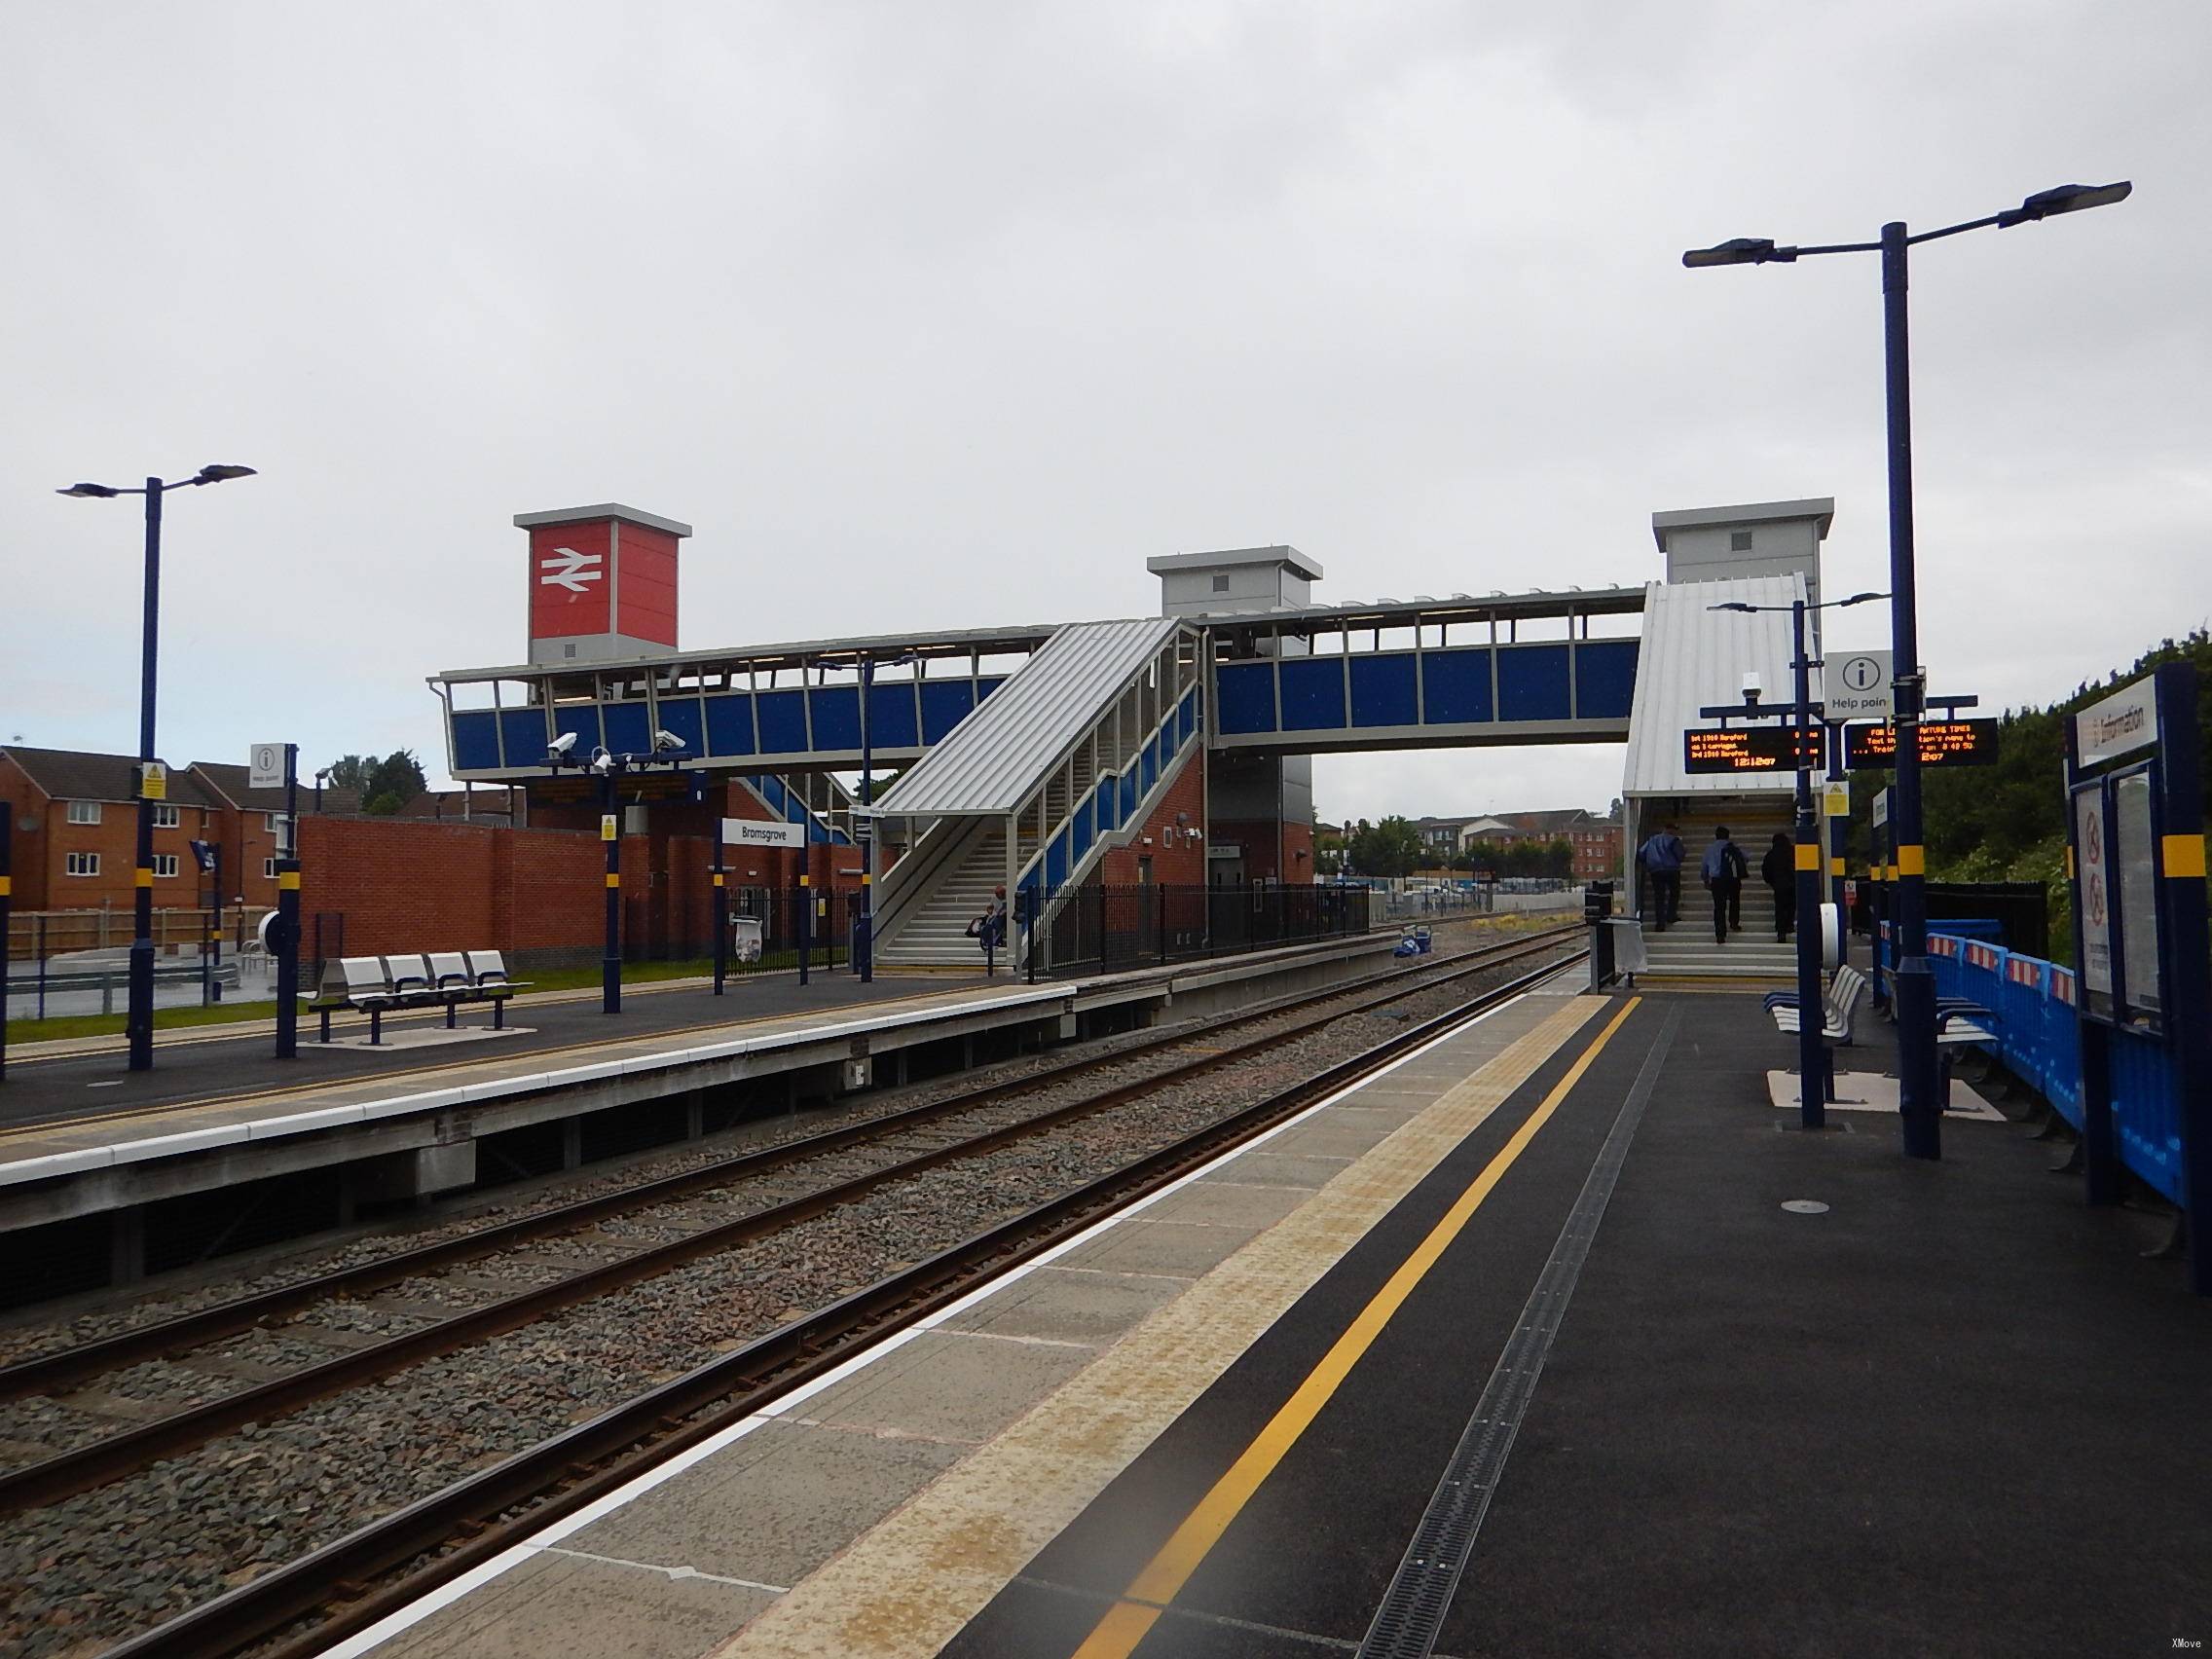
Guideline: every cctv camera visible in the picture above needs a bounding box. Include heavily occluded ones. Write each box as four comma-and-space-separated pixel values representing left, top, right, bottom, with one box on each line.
546, 731, 578, 759
652, 729, 685, 753
590, 747, 614, 775
1741, 672, 1763, 708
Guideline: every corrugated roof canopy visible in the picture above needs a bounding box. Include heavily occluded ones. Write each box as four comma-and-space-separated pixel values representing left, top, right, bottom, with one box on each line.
879, 617, 1183, 816
1621, 575, 1819, 796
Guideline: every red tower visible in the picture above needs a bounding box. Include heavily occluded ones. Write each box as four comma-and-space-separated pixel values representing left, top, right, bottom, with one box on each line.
517, 503, 691, 665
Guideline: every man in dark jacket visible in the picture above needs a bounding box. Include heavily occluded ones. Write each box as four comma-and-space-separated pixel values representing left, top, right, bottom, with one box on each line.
1701, 826, 1749, 943
1638, 823, 1685, 931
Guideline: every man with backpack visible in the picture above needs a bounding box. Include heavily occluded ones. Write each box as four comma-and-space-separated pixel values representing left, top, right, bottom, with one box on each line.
1701, 826, 1750, 944
1638, 822, 1685, 931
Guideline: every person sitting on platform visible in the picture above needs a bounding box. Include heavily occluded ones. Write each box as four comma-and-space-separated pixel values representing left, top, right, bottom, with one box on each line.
967, 885, 1009, 973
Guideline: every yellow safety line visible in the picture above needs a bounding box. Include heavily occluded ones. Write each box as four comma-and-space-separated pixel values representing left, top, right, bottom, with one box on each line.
1070, 996, 1642, 1658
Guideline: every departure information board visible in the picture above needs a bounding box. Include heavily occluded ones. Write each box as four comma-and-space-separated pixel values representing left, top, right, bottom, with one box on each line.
1842, 719, 1999, 768
1681, 727, 1824, 774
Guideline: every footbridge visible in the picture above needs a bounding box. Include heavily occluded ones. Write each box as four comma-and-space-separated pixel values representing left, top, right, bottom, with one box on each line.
430, 498, 1835, 967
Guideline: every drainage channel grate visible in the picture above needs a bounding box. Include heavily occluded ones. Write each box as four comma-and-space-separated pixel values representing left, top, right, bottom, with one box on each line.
1356, 1004, 1681, 1659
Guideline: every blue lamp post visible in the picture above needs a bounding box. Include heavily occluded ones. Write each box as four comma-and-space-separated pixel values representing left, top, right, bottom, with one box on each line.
1684, 180, 2130, 1160
57, 464, 257, 1071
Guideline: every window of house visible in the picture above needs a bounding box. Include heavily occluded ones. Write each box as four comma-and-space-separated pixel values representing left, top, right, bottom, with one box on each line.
263, 857, 278, 879
152, 853, 180, 877
1730, 529, 1753, 552
66, 800, 101, 826
153, 803, 180, 829
1211, 573, 1231, 593
265, 811, 286, 832
66, 851, 100, 876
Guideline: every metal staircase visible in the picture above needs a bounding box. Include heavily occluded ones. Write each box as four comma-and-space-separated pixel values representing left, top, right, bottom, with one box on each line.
870, 618, 1203, 966
1639, 808, 1802, 979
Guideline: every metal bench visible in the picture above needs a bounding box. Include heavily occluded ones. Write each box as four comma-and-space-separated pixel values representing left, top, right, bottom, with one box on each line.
302, 950, 532, 1044
1768, 966, 1869, 1047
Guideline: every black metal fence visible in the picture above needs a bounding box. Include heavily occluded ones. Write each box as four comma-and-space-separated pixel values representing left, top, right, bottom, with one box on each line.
1037, 882, 1375, 976
725, 889, 863, 981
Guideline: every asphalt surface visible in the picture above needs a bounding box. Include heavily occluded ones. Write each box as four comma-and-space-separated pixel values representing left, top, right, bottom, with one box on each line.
0, 966, 1000, 1134
943, 993, 2212, 1659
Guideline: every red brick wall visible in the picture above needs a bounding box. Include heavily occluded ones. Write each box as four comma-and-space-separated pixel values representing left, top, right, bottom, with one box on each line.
301, 816, 506, 957
1098, 752, 1207, 885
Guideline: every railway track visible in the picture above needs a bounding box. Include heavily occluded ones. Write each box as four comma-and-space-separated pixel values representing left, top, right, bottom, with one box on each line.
0, 938, 1592, 1659
81, 942, 1580, 1659
0, 924, 1577, 1524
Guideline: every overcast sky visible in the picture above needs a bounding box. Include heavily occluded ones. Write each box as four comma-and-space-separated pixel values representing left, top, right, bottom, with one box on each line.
4, 2, 2205, 826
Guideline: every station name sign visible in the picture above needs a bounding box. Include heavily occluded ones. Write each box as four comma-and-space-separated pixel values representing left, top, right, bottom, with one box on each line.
1681, 727, 1824, 774
1842, 719, 1999, 769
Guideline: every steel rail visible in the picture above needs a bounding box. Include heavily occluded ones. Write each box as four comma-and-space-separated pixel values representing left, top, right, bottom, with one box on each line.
104, 949, 1583, 1659
0, 932, 1578, 1514
0, 922, 1569, 1401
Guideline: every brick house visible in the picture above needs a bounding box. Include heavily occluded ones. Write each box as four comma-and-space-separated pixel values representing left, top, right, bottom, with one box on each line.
0, 747, 224, 914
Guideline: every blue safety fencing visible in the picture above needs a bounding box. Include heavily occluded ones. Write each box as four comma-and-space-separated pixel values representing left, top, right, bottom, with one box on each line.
1923, 931, 2186, 1207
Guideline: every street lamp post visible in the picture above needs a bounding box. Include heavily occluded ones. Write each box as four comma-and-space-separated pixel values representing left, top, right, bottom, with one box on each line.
545, 733, 689, 1014
1710, 592, 1887, 1127
1685, 180, 2130, 1160
57, 464, 257, 1072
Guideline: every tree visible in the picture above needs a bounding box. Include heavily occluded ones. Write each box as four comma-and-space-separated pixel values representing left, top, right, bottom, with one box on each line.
325, 755, 375, 793
328, 750, 428, 814
1346, 815, 1423, 878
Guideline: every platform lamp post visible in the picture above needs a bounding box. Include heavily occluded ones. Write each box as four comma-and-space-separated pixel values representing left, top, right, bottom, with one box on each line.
854, 651, 915, 984
545, 731, 690, 1014
58, 464, 258, 1072
1685, 180, 2130, 1159
1710, 592, 1889, 1127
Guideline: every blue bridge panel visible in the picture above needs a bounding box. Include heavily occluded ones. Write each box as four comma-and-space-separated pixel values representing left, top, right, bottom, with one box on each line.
1278, 658, 1346, 731
866, 682, 920, 750
1421, 649, 1493, 724
756, 690, 810, 754
1349, 654, 1418, 728
602, 702, 651, 756
704, 694, 756, 756
810, 685, 862, 752
1574, 640, 1640, 719
920, 682, 977, 744
1216, 662, 1277, 734
553, 705, 602, 755
453, 712, 501, 772
1497, 645, 1571, 721
654, 697, 705, 759
498, 709, 547, 768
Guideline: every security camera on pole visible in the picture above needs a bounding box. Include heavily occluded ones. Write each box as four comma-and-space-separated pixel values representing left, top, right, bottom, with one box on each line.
546, 729, 690, 1014
1699, 592, 1889, 1127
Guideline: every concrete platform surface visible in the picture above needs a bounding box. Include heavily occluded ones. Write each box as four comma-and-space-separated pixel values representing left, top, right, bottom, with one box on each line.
325, 985, 2210, 1659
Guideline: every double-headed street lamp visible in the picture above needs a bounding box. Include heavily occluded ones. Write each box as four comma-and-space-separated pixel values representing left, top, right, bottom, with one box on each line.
1709, 591, 1888, 1127
58, 464, 258, 1072
1684, 179, 2130, 1161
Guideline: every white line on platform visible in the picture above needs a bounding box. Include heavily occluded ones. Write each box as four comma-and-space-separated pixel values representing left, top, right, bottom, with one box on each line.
313, 984, 1538, 1658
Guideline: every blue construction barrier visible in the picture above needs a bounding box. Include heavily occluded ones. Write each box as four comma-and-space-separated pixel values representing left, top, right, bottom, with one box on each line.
1926, 931, 2182, 1204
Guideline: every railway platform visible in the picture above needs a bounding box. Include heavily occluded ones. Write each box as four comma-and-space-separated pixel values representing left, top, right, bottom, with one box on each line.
0, 925, 1475, 1292
333, 980, 2210, 1659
